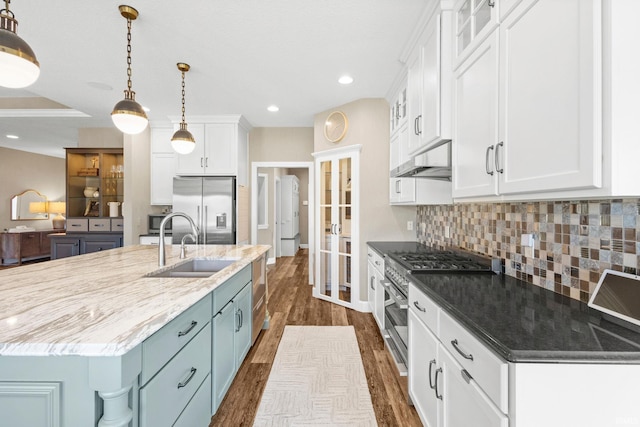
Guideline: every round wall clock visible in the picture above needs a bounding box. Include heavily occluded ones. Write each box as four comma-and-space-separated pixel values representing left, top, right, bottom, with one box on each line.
324, 111, 348, 143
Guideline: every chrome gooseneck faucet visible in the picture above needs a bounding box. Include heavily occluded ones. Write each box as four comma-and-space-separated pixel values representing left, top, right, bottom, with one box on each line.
158, 212, 199, 267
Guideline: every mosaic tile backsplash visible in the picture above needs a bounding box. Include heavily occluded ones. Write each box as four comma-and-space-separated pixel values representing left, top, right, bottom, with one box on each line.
416, 199, 640, 303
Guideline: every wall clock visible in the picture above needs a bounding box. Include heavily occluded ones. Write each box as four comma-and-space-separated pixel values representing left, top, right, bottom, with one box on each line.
324, 111, 348, 143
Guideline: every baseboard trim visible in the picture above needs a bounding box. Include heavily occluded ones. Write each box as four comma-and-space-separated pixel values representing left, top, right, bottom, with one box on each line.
267, 257, 276, 265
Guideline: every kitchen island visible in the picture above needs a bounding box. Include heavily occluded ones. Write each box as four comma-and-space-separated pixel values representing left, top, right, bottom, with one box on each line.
0, 244, 269, 427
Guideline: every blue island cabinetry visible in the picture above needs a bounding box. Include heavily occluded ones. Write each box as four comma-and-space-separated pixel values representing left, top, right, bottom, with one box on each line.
0, 252, 262, 427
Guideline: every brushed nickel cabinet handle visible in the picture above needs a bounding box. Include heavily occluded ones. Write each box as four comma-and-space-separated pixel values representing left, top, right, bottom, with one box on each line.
488, 0, 495, 7
177, 320, 198, 337
485, 145, 495, 176
413, 301, 427, 312
451, 339, 474, 361
177, 367, 197, 389
434, 367, 443, 400
428, 359, 437, 389
495, 141, 504, 174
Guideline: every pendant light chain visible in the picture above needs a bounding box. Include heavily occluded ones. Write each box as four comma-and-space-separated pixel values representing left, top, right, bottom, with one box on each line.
126, 16, 133, 92
181, 71, 187, 124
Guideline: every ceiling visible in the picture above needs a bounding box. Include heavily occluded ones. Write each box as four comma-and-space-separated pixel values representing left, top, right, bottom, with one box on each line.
0, 0, 429, 158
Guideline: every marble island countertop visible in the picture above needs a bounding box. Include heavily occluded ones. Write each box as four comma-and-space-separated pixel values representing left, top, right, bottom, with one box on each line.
0, 244, 270, 357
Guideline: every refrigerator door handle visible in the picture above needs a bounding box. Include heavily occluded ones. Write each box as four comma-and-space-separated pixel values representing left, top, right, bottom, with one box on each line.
203, 205, 208, 244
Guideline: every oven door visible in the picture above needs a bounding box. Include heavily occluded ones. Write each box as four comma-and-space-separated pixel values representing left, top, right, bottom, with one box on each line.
382, 279, 409, 376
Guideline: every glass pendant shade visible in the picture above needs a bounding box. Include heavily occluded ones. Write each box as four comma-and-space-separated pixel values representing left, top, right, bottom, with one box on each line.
111, 90, 148, 134
0, 5, 40, 88
171, 123, 196, 154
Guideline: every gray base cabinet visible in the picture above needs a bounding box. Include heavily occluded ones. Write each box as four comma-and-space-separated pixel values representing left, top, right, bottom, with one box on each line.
50, 233, 123, 259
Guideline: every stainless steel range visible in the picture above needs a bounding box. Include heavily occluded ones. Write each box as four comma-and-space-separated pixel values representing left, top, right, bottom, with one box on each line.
382, 248, 501, 375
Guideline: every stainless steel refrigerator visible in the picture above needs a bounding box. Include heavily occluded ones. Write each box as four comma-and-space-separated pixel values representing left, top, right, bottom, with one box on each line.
172, 176, 236, 244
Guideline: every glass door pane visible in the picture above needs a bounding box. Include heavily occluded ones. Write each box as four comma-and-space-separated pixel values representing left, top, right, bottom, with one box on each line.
338, 239, 351, 303
320, 250, 331, 297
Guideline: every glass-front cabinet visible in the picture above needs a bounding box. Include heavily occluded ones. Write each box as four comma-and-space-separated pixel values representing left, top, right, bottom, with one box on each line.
66, 148, 124, 219
313, 146, 360, 309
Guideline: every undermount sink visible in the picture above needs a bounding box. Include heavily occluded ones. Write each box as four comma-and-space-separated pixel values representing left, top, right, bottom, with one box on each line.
145, 257, 239, 278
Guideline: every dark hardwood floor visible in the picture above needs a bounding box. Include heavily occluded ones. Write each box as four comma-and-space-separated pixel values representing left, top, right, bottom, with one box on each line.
210, 249, 422, 426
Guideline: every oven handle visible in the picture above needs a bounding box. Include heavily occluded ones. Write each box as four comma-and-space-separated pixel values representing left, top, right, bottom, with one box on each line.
381, 280, 408, 309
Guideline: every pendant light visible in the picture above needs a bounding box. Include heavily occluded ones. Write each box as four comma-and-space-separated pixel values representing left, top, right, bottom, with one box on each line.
0, 0, 40, 88
111, 5, 148, 135
171, 63, 196, 154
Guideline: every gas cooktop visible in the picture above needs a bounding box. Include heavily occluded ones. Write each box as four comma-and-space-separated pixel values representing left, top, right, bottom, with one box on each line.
387, 248, 501, 274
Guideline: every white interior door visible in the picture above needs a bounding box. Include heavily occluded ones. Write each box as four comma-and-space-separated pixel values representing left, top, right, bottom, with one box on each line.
275, 177, 281, 258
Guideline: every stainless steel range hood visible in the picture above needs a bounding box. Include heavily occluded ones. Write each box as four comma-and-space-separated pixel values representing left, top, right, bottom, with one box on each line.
390, 141, 451, 180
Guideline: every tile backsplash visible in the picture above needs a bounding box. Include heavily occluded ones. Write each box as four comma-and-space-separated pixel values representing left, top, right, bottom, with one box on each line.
416, 199, 640, 303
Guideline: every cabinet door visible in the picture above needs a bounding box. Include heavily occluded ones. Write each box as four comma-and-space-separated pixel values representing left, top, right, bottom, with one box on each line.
421, 10, 453, 151
20, 233, 41, 258
51, 238, 80, 259
212, 301, 236, 413
367, 262, 376, 314
374, 271, 386, 331
408, 310, 440, 427
454, 0, 499, 66
406, 51, 423, 155
174, 123, 206, 175
497, 0, 601, 194
150, 153, 175, 205
452, 31, 499, 198
389, 178, 416, 204
204, 123, 236, 175
439, 347, 508, 427
234, 284, 252, 367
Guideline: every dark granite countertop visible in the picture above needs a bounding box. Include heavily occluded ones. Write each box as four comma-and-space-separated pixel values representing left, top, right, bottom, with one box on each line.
367, 241, 640, 363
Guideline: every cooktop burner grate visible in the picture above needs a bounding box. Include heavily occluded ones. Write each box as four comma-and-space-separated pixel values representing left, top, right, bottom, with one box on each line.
390, 251, 496, 272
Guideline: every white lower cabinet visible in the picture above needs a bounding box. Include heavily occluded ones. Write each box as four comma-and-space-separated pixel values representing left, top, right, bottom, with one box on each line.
367, 246, 385, 330
439, 348, 508, 427
408, 283, 508, 427
408, 310, 439, 427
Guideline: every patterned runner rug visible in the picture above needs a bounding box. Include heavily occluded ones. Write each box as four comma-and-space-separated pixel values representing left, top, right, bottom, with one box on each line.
253, 325, 378, 426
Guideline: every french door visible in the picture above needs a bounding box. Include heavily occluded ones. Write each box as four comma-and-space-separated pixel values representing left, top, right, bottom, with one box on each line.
313, 146, 360, 309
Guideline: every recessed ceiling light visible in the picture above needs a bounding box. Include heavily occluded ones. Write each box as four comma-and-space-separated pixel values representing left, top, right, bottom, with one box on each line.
338, 75, 354, 85
267, 105, 279, 112
6, 134, 19, 139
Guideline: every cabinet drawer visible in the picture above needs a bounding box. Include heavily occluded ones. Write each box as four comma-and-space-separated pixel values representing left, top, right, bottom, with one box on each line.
439, 310, 508, 413
89, 218, 111, 232
141, 294, 212, 385
140, 322, 211, 427
173, 373, 211, 427
367, 246, 384, 274
66, 218, 88, 232
212, 265, 251, 314
408, 283, 439, 333
111, 218, 124, 231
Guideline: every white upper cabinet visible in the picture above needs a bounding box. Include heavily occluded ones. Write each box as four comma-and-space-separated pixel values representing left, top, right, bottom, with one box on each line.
150, 126, 177, 205
497, 0, 601, 195
454, 0, 499, 67
453, 0, 605, 200
407, 6, 454, 156
452, 31, 499, 198
174, 116, 251, 185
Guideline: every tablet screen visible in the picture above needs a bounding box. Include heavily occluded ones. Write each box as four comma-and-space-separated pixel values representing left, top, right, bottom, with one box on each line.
589, 269, 640, 327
